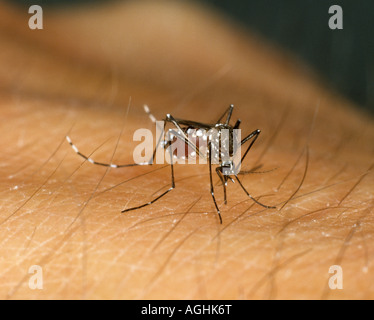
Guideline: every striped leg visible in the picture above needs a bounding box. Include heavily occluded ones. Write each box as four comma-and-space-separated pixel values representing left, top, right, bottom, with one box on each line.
66, 105, 165, 168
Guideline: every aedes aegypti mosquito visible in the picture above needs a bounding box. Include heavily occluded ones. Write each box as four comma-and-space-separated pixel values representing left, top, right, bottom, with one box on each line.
66, 104, 275, 223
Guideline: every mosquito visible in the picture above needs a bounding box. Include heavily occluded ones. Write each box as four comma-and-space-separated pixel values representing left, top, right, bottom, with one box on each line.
66, 104, 275, 223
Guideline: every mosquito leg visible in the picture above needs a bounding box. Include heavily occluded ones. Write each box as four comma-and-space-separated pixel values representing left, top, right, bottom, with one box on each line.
239, 166, 278, 175
216, 104, 234, 124
235, 175, 275, 209
143, 104, 158, 124
122, 143, 175, 213
149, 118, 167, 164
240, 129, 261, 164
67, 110, 167, 167
165, 114, 202, 159
233, 119, 241, 129
66, 136, 144, 168
122, 124, 202, 213
224, 104, 234, 125
209, 142, 223, 224
121, 187, 173, 212
143, 105, 169, 165
215, 167, 227, 204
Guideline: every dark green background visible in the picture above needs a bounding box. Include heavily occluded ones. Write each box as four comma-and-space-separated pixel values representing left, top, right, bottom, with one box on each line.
11, 0, 374, 112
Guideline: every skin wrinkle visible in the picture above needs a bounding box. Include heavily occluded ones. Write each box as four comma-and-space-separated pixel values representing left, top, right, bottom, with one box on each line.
66, 99, 132, 231
27, 128, 71, 180
75, 103, 132, 298
321, 202, 374, 299
276, 206, 352, 236
338, 163, 374, 206
12, 159, 151, 298
211, 195, 270, 241
5, 148, 368, 298
21, 226, 37, 256
1, 1, 374, 299
87, 229, 150, 298
207, 231, 272, 298
248, 249, 312, 299
151, 197, 202, 253
263, 239, 283, 300
80, 214, 152, 298
146, 226, 224, 299
110, 230, 160, 298
94, 165, 169, 197
253, 106, 290, 168
276, 146, 304, 192
84, 204, 207, 296
4, 120, 132, 298
360, 230, 370, 271
212, 171, 374, 262
193, 251, 208, 299
0, 153, 67, 226
279, 146, 309, 211
262, 141, 311, 299
121, 213, 236, 298
5, 167, 106, 298
5, 226, 68, 298
139, 227, 203, 299
4, 142, 370, 248
324, 163, 348, 185
183, 217, 276, 290
269, 169, 346, 301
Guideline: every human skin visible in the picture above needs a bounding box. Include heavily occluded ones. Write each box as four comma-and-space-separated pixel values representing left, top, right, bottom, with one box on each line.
0, 1, 373, 299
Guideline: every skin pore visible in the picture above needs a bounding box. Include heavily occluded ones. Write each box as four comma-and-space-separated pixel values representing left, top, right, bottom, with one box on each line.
0, 1, 373, 299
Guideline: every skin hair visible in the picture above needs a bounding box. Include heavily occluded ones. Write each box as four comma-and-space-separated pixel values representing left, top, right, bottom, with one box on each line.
0, 1, 373, 299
